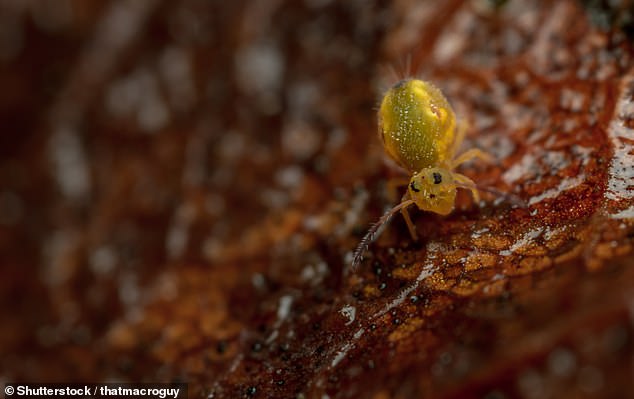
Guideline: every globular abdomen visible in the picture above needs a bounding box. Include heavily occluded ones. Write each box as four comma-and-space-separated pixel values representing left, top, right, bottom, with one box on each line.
378, 79, 456, 172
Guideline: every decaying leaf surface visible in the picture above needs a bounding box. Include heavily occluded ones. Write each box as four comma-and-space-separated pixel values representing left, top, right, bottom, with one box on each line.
1, 0, 633, 398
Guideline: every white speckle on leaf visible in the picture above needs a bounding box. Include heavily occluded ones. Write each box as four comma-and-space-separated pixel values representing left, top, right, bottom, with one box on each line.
300, 261, 329, 285
471, 227, 489, 239
503, 227, 543, 254
373, 242, 440, 320
49, 126, 91, 200
90, 246, 117, 275
106, 67, 170, 132
610, 206, 634, 219
277, 295, 294, 325
275, 166, 304, 189
335, 188, 369, 238
166, 202, 196, 259
330, 327, 365, 369
282, 119, 321, 160
499, 225, 554, 258
331, 342, 353, 368
548, 348, 576, 377
339, 305, 356, 325
503, 151, 537, 184
235, 41, 284, 114
434, 8, 472, 63
251, 273, 266, 290
559, 88, 584, 112
235, 41, 284, 93
543, 225, 566, 240
605, 74, 634, 210
528, 175, 586, 205
325, 127, 348, 151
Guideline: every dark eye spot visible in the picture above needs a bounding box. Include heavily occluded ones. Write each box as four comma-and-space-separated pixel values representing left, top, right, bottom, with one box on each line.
429, 194, 436, 199
432, 172, 442, 184
410, 181, 420, 192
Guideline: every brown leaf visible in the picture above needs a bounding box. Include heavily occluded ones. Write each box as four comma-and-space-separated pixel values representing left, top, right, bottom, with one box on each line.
1, 1, 633, 398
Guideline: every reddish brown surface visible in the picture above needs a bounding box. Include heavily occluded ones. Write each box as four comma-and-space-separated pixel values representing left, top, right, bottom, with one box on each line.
1, 1, 634, 398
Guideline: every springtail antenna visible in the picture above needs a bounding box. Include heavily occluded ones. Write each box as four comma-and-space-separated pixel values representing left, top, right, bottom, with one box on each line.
350, 199, 416, 271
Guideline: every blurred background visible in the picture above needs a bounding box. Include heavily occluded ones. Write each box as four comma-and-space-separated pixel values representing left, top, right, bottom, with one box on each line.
1, 0, 634, 398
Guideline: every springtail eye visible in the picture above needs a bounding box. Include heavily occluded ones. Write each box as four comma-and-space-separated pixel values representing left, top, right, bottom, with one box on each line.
432, 172, 442, 184
410, 181, 421, 192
